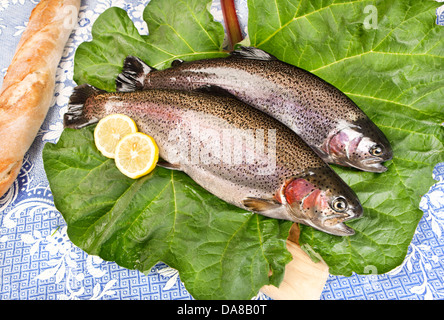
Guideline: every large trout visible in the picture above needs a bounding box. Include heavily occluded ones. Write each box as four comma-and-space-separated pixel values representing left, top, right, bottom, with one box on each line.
116, 47, 392, 173
64, 85, 363, 236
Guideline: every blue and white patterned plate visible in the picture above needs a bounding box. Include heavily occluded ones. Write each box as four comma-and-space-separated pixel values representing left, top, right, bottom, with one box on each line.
0, 0, 443, 300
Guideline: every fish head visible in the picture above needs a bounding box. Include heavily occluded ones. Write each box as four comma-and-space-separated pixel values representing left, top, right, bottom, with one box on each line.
278, 168, 363, 236
325, 120, 392, 173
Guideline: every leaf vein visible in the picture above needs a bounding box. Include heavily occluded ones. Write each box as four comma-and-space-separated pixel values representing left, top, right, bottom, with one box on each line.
344, 92, 437, 117
256, 0, 367, 47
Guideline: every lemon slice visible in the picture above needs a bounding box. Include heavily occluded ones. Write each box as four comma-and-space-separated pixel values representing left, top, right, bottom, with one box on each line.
114, 132, 159, 179
94, 114, 138, 158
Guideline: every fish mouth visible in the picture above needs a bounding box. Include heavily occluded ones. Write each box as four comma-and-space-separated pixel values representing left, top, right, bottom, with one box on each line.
294, 213, 357, 236
323, 221, 356, 236
287, 195, 361, 236
356, 157, 389, 173
318, 210, 361, 236
338, 157, 388, 173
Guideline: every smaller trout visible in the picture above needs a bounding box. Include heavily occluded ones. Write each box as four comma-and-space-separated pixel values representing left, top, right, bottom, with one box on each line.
116, 47, 393, 173
64, 85, 363, 236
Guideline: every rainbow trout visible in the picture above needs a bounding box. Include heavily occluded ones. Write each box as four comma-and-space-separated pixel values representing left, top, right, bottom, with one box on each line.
116, 47, 392, 173
64, 85, 363, 236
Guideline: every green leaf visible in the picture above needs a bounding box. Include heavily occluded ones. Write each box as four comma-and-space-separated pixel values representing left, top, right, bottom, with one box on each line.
247, 0, 444, 275
42, 126, 292, 300
142, 0, 228, 69
73, 0, 228, 91
73, 7, 152, 91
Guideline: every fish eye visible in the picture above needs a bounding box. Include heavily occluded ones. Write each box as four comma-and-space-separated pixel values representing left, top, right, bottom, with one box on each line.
331, 197, 348, 212
370, 144, 383, 157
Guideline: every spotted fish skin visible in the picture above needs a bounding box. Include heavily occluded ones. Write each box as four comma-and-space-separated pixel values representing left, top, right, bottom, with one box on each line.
116, 47, 392, 173
64, 85, 363, 236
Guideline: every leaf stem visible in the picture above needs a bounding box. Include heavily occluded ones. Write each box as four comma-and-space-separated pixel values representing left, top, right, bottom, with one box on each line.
221, 0, 243, 51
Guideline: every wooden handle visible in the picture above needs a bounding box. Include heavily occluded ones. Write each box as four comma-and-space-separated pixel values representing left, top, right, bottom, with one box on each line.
260, 224, 329, 300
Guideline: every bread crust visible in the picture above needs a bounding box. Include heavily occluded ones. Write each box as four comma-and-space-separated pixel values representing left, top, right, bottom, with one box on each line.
0, 0, 80, 198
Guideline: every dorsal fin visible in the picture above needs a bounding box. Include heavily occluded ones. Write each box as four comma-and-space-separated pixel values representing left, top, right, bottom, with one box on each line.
230, 46, 277, 61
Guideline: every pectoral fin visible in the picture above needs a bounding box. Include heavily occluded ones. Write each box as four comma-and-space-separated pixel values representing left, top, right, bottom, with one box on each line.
156, 161, 182, 171
242, 197, 282, 213
194, 85, 235, 97
171, 59, 185, 67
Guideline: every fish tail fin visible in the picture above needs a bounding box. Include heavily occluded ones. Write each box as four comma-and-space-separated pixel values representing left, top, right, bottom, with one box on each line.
116, 56, 154, 92
63, 84, 106, 129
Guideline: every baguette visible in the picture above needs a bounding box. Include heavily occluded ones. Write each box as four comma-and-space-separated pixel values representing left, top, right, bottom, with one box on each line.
0, 0, 80, 198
